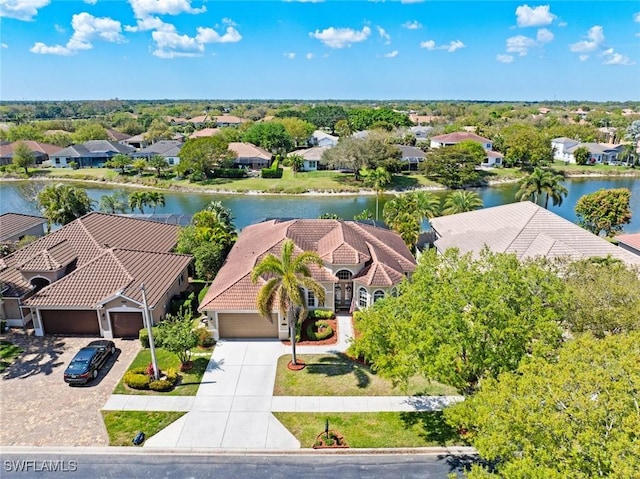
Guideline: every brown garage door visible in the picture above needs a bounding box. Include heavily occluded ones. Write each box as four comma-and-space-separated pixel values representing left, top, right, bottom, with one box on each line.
111, 312, 144, 338
218, 313, 279, 338
40, 310, 100, 335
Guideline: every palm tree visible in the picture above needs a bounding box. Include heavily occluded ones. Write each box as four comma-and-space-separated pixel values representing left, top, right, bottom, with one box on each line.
516, 168, 568, 209
37, 183, 94, 230
146, 191, 165, 213
288, 154, 304, 176
251, 239, 325, 367
543, 174, 568, 209
98, 191, 129, 214
361, 166, 392, 220
382, 191, 440, 249
442, 191, 484, 215
128, 191, 148, 213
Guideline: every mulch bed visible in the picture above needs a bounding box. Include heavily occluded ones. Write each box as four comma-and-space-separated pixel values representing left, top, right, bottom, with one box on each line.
281, 318, 338, 346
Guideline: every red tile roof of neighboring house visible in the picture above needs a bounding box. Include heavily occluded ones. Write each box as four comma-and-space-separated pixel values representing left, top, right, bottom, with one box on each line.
0, 141, 61, 158
0, 213, 47, 242
430, 132, 491, 144
228, 142, 272, 160
199, 219, 416, 311
616, 233, 640, 252
189, 128, 220, 138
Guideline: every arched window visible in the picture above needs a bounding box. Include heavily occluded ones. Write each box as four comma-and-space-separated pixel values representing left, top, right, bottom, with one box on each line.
336, 270, 352, 280
358, 288, 368, 308
373, 290, 385, 303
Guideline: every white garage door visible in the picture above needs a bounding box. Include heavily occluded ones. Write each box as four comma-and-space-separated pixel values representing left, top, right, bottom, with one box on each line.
217, 313, 279, 338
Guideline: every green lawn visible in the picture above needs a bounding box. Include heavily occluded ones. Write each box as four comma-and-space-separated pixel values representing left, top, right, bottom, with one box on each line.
112, 347, 212, 396
273, 354, 458, 396
101, 411, 186, 446
0, 340, 23, 373
274, 411, 463, 448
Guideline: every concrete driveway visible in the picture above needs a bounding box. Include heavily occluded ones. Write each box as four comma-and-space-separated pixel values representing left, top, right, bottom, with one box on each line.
0, 331, 139, 446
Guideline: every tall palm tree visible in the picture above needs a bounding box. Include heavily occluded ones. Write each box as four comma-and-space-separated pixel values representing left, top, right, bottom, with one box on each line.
98, 191, 129, 214
516, 168, 568, 209
146, 191, 166, 213
383, 191, 440, 249
128, 191, 148, 213
361, 166, 392, 220
251, 239, 325, 366
442, 191, 484, 215
37, 183, 94, 230
543, 174, 568, 209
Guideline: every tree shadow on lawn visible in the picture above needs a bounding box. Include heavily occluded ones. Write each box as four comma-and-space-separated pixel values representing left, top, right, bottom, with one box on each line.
1, 333, 66, 380
399, 411, 462, 446
304, 353, 371, 389
173, 356, 210, 387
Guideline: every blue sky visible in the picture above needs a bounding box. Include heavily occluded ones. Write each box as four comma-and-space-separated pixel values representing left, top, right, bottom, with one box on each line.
1, 0, 639, 101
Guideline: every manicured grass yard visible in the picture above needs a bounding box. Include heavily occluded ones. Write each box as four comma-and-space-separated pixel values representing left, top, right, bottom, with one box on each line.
274, 411, 463, 448
112, 347, 212, 396
0, 340, 23, 373
273, 354, 458, 396
101, 411, 186, 446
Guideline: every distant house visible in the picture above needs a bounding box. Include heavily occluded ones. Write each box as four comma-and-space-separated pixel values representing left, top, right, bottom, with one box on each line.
1, 213, 191, 337
49, 140, 135, 168
311, 130, 339, 148
430, 132, 503, 167
187, 115, 210, 126
106, 128, 131, 143
429, 202, 640, 268
132, 140, 183, 166
0, 213, 47, 243
0, 141, 61, 166
214, 115, 247, 127
396, 145, 425, 170
122, 134, 149, 150
551, 137, 579, 160
409, 114, 443, 125
409, 126, 432, 142
552, 137, 625, 164
616, 233, 640, 257
288, 146, 331, 171
165, 116, 189, 125
228, 142, 273, 169
188, 128, 220, 139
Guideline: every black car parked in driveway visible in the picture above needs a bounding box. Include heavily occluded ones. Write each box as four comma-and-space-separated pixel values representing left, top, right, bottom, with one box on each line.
64, 340, 116, 384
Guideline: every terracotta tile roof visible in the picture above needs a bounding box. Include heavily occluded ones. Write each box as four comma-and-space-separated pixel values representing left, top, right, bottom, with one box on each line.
199, 219, 416, 311
189, 128, 220, 138
215, 115, 247, 124
228, 142, 272, 160
0, 213, 47, 241
430, 202, 640, 267
23, 249, 191, 309
0, 212, 181, 299
17, 240, 76, 272
0, 141, 61, 157
431, 132, 491, 144
616, 233, 640, 252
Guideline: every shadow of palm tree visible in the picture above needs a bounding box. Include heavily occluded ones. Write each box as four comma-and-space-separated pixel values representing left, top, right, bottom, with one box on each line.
303, 353, 370, 389
2, 333, 66, 380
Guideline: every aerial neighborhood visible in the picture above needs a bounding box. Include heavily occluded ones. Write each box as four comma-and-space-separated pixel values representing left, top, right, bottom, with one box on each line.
1, 99, 640, 477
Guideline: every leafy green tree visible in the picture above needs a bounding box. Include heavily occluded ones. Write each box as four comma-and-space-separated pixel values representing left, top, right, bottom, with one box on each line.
347, 107, 412, 132
177, 136, 236, 179
515, 167, 567, 208
334, 119, 353, 138
159, 306, 199, 367
444, 332, 640, 478
319, 212, 343, 220
144, 118, 173, 143
251, 239, 325, 366
562, 258, 640, 337
360, 166, 392, 220
383, 191, 440, 248
353, 209, 373, 221
72, 123, 108, 142
273, 118, 315, 147
43, 131, 73, 148
442, 190, 483, 215
573, 146, 590, 165
353, 249, 568, 394
575, 188, 632, 236
37, 183, 94, 229
499, 124, 553, 167
421, 141, 485, 188
98, 191, 129, 214
4, 123, 45, 142
105, 153, 132, 174
242, 122, 294, 154
12, 142, 36, 175
148, 154, 170, 177
321, 136, 401, 180
302, 105, 348, 133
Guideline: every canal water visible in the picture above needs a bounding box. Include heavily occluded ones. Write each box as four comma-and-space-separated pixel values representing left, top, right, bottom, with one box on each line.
1, 177, 639, 232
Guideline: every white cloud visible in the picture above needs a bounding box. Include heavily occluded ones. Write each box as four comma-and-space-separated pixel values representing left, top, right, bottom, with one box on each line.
570, 25, 604, 53
384, 50, 398, 58
506, 34, 536, 56
496, 54, 514, 63
152, 28, 201, 52
420, 39, 465, 52
84, 0, 98, 4
579, 54, 589, 61
515, 4, 556, 27
306, 52, 313, 59
601, 48, 635, 66
634, 12, 640, 22
221, 17, 237, 26
0, 0, 50, 21
153, 49, 201, 59
310, 26, 371, 48
125, 15, 166, 32
31, 12, 125, 55
558, 21, 568, 27
536, 28, 553, 44
54, 23, 65, 33
402, 20, 422, 30
128, 0, 205, 19
377, 26, 391, 44
195, 26, 242, 43
1, 43, 8, 48
284, 52, 295, 59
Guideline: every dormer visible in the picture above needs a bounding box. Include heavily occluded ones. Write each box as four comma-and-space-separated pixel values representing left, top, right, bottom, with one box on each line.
17, 239, 77, 285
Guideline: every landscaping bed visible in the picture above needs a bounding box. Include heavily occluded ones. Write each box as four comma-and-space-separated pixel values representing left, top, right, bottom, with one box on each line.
282, 318, 338, 346
101, 411, 186, 446
0, 340, 23, 373
273, 354, 458, 396
274, 411, 464, 448
112, 347, 212, 396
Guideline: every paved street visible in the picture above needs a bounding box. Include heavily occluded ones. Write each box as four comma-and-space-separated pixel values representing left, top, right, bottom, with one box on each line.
0, 332, 140, 446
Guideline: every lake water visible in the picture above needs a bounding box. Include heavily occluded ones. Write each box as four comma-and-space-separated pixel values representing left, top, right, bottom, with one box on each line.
1, 177, 639, 233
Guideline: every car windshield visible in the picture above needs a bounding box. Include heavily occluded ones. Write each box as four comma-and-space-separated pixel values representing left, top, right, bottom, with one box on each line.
71, 349, 96, 363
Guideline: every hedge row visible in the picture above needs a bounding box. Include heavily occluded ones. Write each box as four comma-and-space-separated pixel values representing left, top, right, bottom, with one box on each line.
305, 320, 334, 341
261, 159, 283, 178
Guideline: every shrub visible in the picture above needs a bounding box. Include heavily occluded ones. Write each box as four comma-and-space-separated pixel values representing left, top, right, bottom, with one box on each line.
305, 320, 334, 341
195, 326, 215, 348
165, 367, 179, 384
149, 379, 174, 391
139, 327, 162, 348
261, 159, 283, 178
212, 168, 245, 178
309, 309, 335, 320
123, 371, 150, 390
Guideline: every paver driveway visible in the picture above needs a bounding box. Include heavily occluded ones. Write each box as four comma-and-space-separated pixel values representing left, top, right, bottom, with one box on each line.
0, 331, 139, 446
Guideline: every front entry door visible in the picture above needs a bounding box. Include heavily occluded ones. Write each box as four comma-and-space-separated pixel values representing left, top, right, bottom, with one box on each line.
334, 282, 353, 311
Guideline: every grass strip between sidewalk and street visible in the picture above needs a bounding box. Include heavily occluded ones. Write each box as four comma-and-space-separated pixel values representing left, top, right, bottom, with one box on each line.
274, 411, 465, 448
112, 347, 212, 396
101, 411, 186, 446
273, 354, 458, 396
